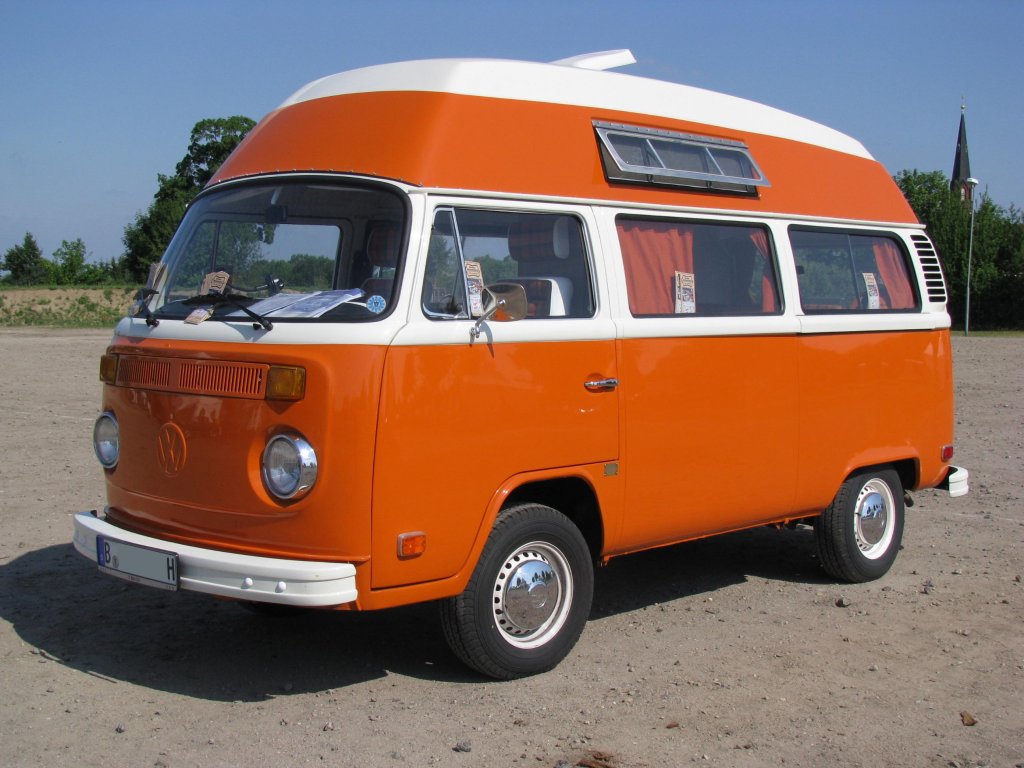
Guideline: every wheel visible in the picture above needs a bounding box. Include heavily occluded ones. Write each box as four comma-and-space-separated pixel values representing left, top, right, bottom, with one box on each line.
440, 503, 594, 679
815, 468, 905, 583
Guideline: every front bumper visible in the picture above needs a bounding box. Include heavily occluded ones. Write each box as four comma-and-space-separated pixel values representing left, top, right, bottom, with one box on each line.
73, 511, 358, 607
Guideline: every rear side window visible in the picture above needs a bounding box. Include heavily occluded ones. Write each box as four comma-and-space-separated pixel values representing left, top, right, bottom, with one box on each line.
790, 228, 918, 313
422, 209, 594, 320
617, 217, 780, 317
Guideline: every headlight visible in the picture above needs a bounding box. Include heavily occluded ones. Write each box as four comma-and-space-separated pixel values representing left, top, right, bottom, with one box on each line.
93, 412, 120, 469
262, 434, 317, 500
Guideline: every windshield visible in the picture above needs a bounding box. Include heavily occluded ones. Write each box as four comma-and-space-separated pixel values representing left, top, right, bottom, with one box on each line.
148, 180, 406, 322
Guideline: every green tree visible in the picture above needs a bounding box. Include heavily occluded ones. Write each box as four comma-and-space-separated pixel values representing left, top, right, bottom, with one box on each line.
51, 238, 88, 285
1, 232, 48, 284
122, 116, 256, 282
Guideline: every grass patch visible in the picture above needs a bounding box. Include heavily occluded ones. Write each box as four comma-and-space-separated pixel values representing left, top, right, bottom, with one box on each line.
0, 286, 135, 328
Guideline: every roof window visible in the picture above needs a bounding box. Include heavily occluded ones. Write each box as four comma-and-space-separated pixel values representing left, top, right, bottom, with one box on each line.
595, 121, 769, 195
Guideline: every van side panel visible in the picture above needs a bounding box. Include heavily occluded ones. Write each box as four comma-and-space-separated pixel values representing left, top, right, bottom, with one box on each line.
214, 92, 916, 225
370, 339, 619, 589
793, 329, 954, 507
613, 335, 800, 552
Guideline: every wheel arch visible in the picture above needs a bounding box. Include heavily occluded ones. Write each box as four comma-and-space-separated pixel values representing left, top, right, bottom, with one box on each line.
503, 475, 605, 561
844, 457, 917, 493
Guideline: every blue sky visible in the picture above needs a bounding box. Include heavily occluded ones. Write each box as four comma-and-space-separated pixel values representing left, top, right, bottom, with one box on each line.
2, 0, 1022, 263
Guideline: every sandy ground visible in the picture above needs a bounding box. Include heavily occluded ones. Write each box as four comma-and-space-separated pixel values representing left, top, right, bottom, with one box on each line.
0, 328, 1020, 768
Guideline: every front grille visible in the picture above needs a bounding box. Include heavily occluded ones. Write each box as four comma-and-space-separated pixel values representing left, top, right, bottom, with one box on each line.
116, 356, 268, 399
910, 233, 948, 305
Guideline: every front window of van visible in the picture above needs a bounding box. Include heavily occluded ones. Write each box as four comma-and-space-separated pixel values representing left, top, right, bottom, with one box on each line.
147, 180, 406, 322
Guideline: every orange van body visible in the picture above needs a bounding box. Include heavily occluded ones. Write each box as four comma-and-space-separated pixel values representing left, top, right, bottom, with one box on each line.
74, 51, 966, 676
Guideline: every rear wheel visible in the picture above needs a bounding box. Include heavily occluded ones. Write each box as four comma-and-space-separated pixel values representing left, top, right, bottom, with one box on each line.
816, 468, 904, 582
440, 503, 594, 679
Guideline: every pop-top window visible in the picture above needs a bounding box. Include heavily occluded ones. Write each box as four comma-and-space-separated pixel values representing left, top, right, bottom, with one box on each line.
595, 121, 769, 194
422, 209, 594, 320
790, 228, 918, 313
147, 180, 406, 323
617, 217, 780, 317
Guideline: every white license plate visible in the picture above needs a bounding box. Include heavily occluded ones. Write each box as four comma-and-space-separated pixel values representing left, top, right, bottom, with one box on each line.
96, 536, 179, 591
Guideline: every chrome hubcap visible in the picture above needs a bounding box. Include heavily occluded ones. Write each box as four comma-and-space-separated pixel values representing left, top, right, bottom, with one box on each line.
493, 541, 572, 649
855, 479, 894, 559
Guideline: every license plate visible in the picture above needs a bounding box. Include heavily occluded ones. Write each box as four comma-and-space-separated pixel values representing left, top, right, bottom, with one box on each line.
96, 536, 179, 591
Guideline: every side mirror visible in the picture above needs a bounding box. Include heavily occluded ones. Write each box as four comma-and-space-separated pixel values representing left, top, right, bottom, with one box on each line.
470, 282, 528, 340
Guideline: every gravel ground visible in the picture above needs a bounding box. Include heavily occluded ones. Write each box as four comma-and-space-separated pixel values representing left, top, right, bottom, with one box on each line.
0, 328, 1021, 768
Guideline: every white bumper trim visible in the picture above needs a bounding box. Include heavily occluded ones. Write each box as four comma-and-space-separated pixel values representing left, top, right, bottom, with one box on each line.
942, 465, 970, 498
73, 512, 358, 607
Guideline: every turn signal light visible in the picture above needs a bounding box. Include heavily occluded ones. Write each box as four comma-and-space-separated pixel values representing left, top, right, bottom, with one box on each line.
397, 532, 427, 559
99, 354, 118, 384
267, 365, 306, 401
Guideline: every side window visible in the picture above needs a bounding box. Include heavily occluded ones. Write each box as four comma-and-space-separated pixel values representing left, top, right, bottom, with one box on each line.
617, 217, 780, 317
790, 229, 918, 312
422, 208, 594, 319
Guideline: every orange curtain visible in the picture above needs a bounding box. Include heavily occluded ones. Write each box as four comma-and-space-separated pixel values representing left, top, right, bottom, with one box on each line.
617, 220, 694, 315
749, 229, 777, 312
873, 239, 914, 309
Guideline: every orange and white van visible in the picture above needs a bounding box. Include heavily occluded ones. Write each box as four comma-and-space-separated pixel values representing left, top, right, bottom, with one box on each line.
74, 50, 968, 678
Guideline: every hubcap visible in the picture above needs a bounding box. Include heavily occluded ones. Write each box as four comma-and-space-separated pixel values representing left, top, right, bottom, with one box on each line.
493, 541, 573, 649
855, 479, 895, 559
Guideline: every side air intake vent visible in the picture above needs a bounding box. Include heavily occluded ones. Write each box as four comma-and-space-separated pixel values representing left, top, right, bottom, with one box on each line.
910, 234, 948, 305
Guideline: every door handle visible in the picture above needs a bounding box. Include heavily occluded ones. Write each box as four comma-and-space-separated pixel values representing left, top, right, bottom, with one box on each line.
584, 377, 619, 392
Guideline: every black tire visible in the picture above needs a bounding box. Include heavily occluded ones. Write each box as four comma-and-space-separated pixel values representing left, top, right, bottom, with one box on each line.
816, 468, 905, 583
440, 503, 594, 679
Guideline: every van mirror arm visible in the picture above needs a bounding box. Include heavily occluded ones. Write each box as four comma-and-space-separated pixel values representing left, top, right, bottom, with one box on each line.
470, 283, 528, 341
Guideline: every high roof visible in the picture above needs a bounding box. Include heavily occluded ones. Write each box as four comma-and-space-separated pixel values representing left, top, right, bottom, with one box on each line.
280, 55, 872, 160
212, 52, 916, 224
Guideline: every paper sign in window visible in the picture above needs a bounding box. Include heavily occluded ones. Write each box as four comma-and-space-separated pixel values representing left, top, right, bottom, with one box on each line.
465, 261, 485, 317
675, 271, 696, 314
863, 273, 880, 310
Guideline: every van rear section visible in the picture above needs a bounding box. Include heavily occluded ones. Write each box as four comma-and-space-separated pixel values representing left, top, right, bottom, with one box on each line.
74, 51, 967, 679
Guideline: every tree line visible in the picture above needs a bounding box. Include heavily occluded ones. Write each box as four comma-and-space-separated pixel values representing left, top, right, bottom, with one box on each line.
3, 118, 1023, 329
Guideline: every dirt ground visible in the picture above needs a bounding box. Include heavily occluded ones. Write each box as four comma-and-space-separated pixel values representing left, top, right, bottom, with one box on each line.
0, 328, 1020, 768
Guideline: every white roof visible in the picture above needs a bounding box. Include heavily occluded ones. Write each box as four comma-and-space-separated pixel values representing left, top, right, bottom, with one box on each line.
280, 55, 872, 160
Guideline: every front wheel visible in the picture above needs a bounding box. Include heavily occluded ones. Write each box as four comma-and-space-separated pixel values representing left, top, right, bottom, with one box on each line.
440, 503, 594, 679
816, 468, 905, 582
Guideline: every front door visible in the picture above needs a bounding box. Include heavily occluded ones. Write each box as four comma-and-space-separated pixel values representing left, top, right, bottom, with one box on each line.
371, 205, 619, 589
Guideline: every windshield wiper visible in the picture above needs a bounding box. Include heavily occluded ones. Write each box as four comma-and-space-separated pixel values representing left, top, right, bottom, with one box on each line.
182, 292, 274, 331
133, 287, 160, 327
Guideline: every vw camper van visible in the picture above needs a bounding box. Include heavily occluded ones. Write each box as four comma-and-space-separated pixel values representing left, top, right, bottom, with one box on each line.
74, 50, 968, 678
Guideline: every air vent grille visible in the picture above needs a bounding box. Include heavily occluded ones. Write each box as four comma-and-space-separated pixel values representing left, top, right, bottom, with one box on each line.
115, 357, 268, 399
910, 233, 948, 305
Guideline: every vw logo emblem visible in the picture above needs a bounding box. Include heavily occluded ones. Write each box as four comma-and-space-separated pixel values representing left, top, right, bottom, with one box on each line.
157, 422, 187, 477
